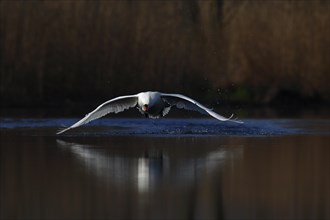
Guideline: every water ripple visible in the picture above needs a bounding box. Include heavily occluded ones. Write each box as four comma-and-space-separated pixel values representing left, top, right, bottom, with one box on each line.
1, 118, 329, 137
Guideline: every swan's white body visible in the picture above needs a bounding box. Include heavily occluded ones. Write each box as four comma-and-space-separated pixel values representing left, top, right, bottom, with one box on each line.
57, 91, 242, 134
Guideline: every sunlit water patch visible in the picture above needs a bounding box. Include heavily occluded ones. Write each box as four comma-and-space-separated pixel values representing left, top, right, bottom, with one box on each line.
1, 118, 328, 136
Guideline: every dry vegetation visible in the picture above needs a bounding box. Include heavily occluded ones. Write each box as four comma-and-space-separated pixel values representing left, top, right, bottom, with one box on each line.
0, 0, 329, 107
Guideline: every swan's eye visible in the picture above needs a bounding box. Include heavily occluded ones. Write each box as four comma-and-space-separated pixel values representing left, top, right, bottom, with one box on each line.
142, 104, 148, 112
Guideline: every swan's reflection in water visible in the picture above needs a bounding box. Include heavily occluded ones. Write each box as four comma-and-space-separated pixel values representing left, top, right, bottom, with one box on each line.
56, 139, 242, 194
137, 158, 149, 192
2, 118, 329, 219
2, 131, 329, 219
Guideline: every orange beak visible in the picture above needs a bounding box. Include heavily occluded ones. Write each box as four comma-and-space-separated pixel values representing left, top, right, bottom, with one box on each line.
142, 104, 148, 112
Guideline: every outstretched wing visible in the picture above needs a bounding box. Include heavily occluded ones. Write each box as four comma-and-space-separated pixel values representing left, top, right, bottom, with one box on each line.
57, 95, 138, 134
160, 93, 243, 123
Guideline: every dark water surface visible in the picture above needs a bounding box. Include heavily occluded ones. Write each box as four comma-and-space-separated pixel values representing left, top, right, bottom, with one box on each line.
1, 118, 329, 220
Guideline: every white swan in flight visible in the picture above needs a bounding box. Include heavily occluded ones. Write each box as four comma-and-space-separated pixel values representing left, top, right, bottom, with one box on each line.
57, 91, 243, 134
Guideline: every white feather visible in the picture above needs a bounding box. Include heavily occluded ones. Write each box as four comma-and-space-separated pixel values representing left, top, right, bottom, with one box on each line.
160, 93, 243, 123
57, 91, 243, 134
57, 95, 138, 134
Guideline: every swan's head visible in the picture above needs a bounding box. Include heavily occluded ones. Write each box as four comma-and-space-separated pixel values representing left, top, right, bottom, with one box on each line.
138, 91, 160, 112
138, 92, 152, 112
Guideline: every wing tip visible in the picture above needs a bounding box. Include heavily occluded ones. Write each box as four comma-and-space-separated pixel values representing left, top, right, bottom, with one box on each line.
228, 114, 244, 124
56, 130, 64, 135
232, 119, 244, 124
56, 127, 70, 135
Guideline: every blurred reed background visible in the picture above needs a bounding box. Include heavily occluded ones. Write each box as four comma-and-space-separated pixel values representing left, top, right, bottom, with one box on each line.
0, 0, 329, 109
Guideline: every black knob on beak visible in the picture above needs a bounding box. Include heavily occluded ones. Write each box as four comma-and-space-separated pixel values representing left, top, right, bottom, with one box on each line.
143, 104, 148, 112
